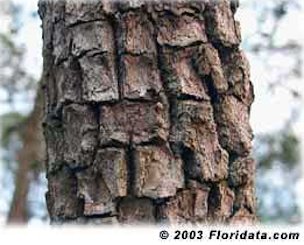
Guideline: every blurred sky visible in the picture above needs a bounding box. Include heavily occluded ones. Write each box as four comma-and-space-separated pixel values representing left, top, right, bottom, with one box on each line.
0, 0, 303, 224
237, 0, 304, 219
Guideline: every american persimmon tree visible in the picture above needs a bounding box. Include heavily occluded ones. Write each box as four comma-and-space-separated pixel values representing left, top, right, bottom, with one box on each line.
39, 0, 256, 224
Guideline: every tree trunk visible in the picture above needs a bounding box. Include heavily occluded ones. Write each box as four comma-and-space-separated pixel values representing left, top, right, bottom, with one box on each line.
7, 85, 45, 224
39, 0, 256, 225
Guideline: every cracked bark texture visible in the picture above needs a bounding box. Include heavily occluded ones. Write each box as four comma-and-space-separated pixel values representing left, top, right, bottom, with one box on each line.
39, 0, 256, 225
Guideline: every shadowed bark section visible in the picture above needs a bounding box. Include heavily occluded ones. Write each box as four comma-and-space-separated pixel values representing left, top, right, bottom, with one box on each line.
76, 148, 127, 216
46, 166, 82, 220
171, 100, 228, 182
39, 0, 256, 225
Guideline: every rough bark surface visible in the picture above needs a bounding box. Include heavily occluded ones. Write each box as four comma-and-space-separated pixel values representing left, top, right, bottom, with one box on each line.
39, 0, 256, 225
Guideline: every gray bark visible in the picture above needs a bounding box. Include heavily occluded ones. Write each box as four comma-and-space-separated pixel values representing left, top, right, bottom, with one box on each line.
39, 0, 256, 225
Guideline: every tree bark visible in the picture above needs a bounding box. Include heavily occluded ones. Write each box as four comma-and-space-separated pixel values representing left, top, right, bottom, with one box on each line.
39, 0, 256, 225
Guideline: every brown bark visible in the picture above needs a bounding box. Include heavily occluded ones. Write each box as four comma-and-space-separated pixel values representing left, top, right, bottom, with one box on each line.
39, 0, 256, 225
